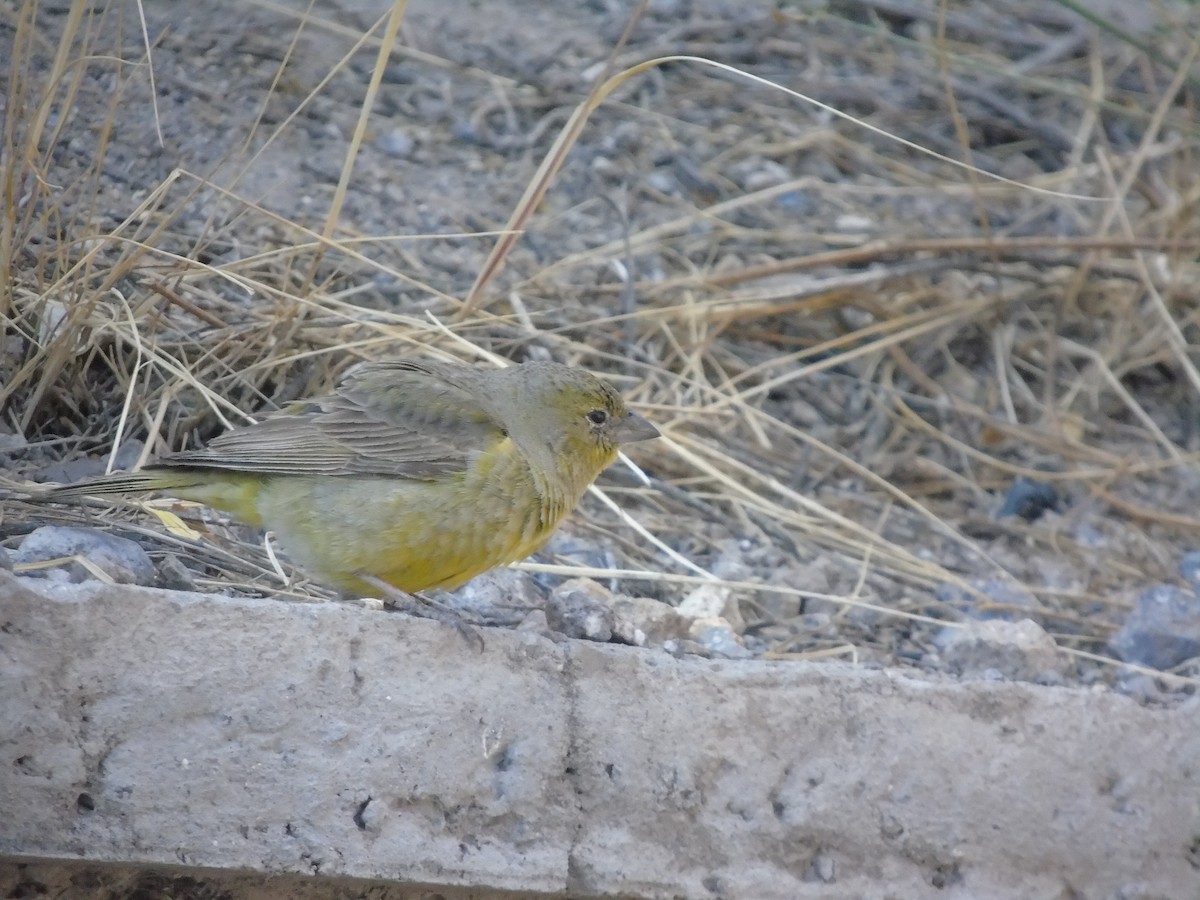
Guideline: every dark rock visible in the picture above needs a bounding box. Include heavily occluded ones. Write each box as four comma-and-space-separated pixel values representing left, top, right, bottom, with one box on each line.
156, 553, 198, 592
997, 476, 1059, 521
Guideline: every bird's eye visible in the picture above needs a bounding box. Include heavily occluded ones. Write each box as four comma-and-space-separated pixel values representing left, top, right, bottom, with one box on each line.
586, 408, 609, 426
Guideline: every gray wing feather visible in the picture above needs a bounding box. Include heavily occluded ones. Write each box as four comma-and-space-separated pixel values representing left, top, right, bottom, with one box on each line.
158, 361, 504, 479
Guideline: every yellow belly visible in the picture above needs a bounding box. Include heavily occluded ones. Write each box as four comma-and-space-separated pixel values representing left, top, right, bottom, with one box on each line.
228, 445, 561, 596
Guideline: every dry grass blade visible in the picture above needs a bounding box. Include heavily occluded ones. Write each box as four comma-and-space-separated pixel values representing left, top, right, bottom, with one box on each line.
464, 50, 1110, 316
310, 0, 409, 284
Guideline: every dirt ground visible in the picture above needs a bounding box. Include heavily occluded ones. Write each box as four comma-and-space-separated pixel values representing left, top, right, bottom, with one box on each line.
3, 0, 1200, 696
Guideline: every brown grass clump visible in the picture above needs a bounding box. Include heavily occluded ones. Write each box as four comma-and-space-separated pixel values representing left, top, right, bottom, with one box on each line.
3, 0, 1199, 687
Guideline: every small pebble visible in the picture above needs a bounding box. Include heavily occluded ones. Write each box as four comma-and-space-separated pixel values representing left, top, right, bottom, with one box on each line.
644, 170, 677, 196
15, 525, 156, 586
1109, 584, 1200, 669
156, 553, 197, 592
773, 190, 815, 216
728, 156, 791, 193
611, 595, 689, 644
834, 214, 873, 232
678, 582, 744, 632
381, 65, 415, 84
610, 615, 645, 647
375, 127, 415, 158
997, 476, 1059, 521
546, 578, 642, 645
804, 852, 836, 883
688, 616, 751, 659
546, 598, 613, 642
936, 618, 1063, 682
450, 567, 542, 627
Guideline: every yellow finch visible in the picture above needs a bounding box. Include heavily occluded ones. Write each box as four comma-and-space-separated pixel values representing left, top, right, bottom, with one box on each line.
50, 360, 659, 596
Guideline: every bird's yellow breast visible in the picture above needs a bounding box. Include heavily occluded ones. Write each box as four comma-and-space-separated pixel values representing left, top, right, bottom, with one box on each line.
244, 436, 572, 595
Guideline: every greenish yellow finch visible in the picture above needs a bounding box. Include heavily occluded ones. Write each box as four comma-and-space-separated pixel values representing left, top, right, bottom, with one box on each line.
50, 360, 659, 596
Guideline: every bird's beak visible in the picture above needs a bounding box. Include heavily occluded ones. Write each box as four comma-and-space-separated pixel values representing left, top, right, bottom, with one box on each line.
612, 410, 660, 444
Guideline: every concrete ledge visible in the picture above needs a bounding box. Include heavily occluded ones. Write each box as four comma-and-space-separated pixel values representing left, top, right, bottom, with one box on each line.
2, 571, 1197, 898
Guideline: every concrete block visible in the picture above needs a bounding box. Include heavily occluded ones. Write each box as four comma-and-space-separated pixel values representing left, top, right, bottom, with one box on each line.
2, 572, 1197, 898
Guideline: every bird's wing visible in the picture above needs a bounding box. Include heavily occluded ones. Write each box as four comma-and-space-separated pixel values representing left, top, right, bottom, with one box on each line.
160, 361, 505, 479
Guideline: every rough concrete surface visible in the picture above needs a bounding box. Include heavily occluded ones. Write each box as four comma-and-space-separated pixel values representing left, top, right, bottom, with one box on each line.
1, 571, 1198, 899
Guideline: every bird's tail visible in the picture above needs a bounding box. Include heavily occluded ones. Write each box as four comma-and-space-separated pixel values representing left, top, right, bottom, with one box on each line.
42, 470, 189, 501
38, 468, 266, 526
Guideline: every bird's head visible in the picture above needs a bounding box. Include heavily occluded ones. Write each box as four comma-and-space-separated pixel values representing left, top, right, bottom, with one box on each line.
498, 362, 659, 492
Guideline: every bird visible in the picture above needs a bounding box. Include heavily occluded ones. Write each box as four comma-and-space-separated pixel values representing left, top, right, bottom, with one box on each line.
47, 359, 659, 599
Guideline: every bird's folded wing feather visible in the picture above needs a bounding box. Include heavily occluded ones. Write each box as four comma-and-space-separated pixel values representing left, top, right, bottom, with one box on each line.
159, 361, 504, 479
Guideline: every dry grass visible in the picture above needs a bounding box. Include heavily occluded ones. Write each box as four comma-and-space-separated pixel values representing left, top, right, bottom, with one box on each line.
3, 0, 1199, 687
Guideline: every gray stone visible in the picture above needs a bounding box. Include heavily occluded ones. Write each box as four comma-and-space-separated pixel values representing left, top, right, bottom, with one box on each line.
688, 616, 752, 660
375, 127, 415, 158
1110, 584, 1200, 669
2, 571, 1198, 899
14, 525, 156, 586
545, 577, 640, 645
445, 566, 544, 627
677, 582, 744, 633
611, 595, 690, 644
936, 618, 1064, 682
543, 583, 645, 647
997, 475, 1059, 521
156, 552, 197, 592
